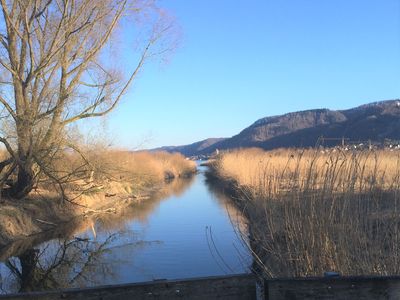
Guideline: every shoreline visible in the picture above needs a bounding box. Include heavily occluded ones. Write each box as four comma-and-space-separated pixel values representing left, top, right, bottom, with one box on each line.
0, 173, 196, 250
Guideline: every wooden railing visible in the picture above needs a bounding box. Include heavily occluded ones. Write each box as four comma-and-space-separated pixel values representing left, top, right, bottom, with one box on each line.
0, 274, 256, 300
263, 275, 400, 299
3, 273, 400, 299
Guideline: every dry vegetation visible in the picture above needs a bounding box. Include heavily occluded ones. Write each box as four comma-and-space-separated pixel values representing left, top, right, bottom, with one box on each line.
49, 149, 196, 194
0, 145, 189, 197
212, 148, 400, 278
0, 146, 196, 199
0, 149, 196, 245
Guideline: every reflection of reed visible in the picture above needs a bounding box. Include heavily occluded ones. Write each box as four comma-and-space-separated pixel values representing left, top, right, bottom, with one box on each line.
0, 177, 195, 262
0, 177, 198, 294
204, 174, 252, 275
204, 176, 248, 237
0, 216, 90, 261
159, 176, 196, 198
89, 176, 195, 232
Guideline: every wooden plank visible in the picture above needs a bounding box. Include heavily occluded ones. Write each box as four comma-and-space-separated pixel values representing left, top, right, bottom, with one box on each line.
265, 275, 400, 300
0, 274, 256, 300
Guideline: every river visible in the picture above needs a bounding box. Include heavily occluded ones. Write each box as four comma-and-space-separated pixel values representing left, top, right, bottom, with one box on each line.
0, 164, 251, 294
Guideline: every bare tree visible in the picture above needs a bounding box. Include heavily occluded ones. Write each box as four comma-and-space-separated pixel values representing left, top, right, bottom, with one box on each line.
0, 0, 176, 198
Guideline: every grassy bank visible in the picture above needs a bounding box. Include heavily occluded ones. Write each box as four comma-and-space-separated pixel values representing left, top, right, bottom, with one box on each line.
0, 151, 196, 246
211, 148, 400, 278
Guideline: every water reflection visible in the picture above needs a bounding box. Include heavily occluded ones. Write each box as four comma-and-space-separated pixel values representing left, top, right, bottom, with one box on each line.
0, 177, 195, 262
1, 232, 163, 293
204, 173, 250, 270
0, 170, 251, 295
204, 175, 248, 236
3, 235, 117, 292
89, 176, 196, 233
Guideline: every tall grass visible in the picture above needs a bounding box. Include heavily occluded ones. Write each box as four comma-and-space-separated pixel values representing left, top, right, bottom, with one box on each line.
213, 148, 400, 277
43, 149, 196, 193
86, 150, 196, 183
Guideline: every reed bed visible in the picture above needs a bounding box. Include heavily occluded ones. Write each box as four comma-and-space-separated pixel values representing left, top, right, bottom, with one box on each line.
85, 150, 196, 183
42, 149, 196, 192
213, 148, 400, 278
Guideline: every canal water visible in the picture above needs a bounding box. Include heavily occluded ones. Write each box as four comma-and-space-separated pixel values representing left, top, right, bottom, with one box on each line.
0, 165, 251, 294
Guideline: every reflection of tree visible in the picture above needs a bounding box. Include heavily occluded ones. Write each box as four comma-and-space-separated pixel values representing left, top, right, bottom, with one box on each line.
5, 234, 118, 292
6, 248, 51, 292
0, 176, 196, 293
0, 177, 196, 263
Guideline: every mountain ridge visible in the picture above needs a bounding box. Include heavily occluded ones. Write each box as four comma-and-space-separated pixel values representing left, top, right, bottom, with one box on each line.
154, 99, 400, 156
152, 138, 226, 157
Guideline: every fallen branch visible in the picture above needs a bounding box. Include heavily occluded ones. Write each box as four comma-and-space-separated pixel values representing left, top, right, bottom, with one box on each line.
35, 218, 57, 226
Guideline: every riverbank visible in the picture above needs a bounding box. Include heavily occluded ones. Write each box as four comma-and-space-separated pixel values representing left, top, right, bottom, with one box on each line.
0, 151, 196, 247
208, 148, 400, 278
0, 164, 250, 294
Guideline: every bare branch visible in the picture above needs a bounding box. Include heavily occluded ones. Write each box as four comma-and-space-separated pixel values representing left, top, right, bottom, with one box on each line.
0, 94, 16, 120
0, 0, 177, 198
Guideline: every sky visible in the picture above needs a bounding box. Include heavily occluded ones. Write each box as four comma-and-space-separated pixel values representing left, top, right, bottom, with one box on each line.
99, 0, 400, 149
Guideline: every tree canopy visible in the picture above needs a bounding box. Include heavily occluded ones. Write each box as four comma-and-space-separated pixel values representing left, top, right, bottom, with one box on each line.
0, 0, 176, 198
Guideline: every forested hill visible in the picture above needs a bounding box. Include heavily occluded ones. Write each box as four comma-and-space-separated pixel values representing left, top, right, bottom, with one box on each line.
156, 100, 400, 156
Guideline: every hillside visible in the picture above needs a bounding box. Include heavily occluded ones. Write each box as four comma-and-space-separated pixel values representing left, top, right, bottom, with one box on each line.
158, 99, 400, 156
153, 138, 226, 157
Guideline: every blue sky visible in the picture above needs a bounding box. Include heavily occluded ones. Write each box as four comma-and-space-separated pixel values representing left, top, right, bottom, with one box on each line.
102, 0, 400, 149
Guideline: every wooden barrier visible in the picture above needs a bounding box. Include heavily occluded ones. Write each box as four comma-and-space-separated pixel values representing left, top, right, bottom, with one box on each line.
4, 273, 400, 299
264, 275, 400, 300
0, 274, 256, 300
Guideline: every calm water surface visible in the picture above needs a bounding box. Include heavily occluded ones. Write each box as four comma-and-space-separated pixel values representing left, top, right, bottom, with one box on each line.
0, 165, 251, 293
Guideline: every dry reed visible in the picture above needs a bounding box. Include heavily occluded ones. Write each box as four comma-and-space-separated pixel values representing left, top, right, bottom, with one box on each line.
41, 149, 196, 193
214, 148, 400, 278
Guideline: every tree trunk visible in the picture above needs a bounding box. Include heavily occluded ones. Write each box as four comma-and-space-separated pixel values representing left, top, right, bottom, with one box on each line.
18, 248, 40, 292
12, 163, 35, 199
12, 127, 35, 199
11, 117, 36, 199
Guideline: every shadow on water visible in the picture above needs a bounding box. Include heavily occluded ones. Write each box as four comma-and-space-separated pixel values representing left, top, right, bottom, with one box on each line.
202, 171, 251, 270
0, 177, 195, 294
203, 173, 249, 243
